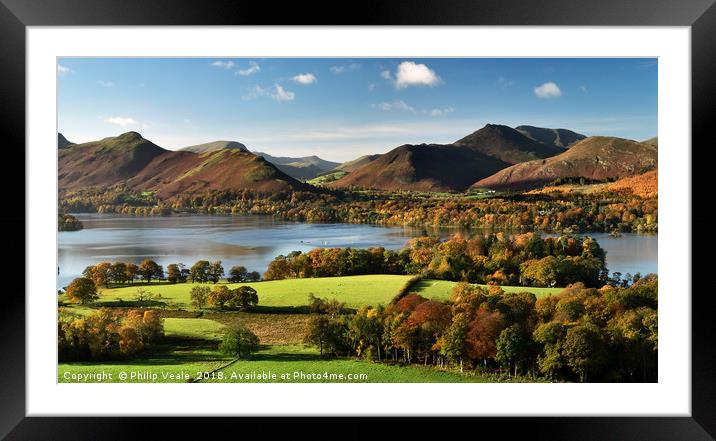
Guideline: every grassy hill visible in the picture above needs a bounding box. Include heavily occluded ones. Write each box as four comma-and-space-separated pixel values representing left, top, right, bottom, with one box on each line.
641, 137, 658, 147
58, 131, 307, 197
329, 124, 568, 192
90, 275, 562, 310
128, 148, 307, 199
453, 124, 564, 164
255, 152, 340, 180
329, 143, 510, 192
515, 125, 586, 148
473, 136, 658, 191
179, 140, 248, 154
334, 154, 381, 173
307, 170, 348, 186
58, 131, 167, 189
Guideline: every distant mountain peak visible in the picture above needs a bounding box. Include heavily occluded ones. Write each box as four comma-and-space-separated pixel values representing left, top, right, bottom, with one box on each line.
453, 123, 564, 164
253, 152, 340, 180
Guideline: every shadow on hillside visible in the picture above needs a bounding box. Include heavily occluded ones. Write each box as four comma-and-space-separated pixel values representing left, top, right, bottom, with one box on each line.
247, 350, 322, 363
97, 300, 167, 308
249, 305, 313, 314
62, 338, 227, 367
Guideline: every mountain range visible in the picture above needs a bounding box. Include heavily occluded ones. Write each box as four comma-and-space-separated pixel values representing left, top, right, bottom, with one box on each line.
473, 136, 658, 191
329, 124, 595, 192
253, 152, 340, 180
58, 132, 307, 198
57, 124, 657, 197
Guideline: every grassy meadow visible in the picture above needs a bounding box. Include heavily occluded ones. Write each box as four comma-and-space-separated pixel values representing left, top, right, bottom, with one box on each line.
89, 275, 561, 310
59, 275, 564, 383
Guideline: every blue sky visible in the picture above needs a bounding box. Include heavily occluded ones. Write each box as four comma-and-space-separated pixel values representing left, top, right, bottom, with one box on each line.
57, 58, 657, 162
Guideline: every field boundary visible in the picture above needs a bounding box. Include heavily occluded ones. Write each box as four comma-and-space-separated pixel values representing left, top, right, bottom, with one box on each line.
389, 275, 424, 305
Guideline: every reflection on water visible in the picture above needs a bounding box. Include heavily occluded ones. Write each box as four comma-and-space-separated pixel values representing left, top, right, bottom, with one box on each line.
58, 214, 657, 288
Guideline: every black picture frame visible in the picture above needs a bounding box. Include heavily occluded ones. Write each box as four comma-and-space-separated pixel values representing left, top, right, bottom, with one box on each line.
3, 0, 714, 438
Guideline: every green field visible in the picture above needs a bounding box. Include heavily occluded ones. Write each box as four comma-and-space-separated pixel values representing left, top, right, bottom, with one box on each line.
206, 345, 508, 383
306, 170, 347, 185
98, 275, 412, 309
59, 346, 232, 383
415, 279, 562, 300
164, 318, 226, 340
59, 343, 517, 383
59, 275, 561, 383
94, 275, 562, 310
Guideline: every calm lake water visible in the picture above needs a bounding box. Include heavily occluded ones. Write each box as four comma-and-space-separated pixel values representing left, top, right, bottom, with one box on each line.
57, 214, 657, 288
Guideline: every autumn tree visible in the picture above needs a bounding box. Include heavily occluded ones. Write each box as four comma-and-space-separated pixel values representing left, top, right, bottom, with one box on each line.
304, 315, 348, 357
65, 277, 99, 304
496, 324, 529, 377
190, 285, 211, 309
166, 264, 181, 284
229, 286, 259, 311
88, 262, 112, 288
134, 287, 158, 304
347, 306, 384, 360
437, 312, 470, 371
208, 285, 233, 309
190, 260, 210, 283
125, 263, 139, 283
532, 321, 568, 380
208, 260, 224, 284
138, 259, 163, 283
110, 262, 127, 285
228, 265, 248, 283
465, 308, 505, 370
219, 324, 260, 358
563, 322, 606, 382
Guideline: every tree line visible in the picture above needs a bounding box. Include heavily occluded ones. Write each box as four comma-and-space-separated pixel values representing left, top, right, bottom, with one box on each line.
265, 233, 609, 288
60, 186, 657, 234
302, 276, 658, 382
58, 308, 164, 361
77, 259, 260, 289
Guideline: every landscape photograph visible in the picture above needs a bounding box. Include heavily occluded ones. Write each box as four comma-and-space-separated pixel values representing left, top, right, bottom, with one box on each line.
57, 57, 658, 383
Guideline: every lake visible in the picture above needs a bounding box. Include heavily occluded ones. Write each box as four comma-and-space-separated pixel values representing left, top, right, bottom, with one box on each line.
57, 214, 657, 288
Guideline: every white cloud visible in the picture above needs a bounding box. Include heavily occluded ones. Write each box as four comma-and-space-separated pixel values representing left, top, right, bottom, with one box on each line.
103, 116, 139, 127
368, 83, 376, 91
580, 85, 589, 93
97, 80, 114, 87
427, 107, 455, 117
57, 64, 73, 75
380, 70, 392, 80
392, 61, 442, 89
272, 84, 295, 102
292, 73, 317, 85
329, 63, 361, 74
237, 61, 260, 76
244, 85, 268, 100
534, 82, 562, 99
373, 100, 416, 113
211, 60, 235, 69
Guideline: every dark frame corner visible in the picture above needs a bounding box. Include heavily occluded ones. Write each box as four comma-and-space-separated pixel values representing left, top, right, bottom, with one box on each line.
3, 0, 715, 438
